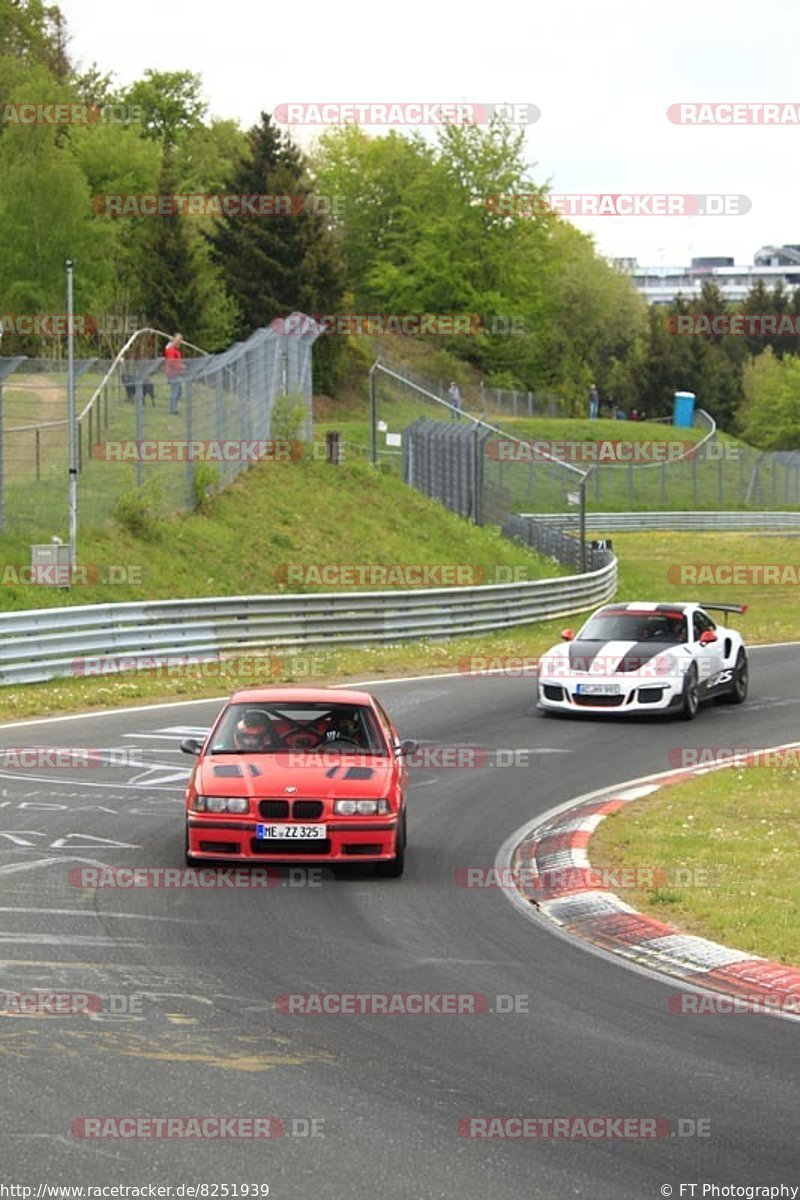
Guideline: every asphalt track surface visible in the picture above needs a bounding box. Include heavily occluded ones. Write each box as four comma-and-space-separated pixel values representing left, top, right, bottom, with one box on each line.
0, 645, 798, 1199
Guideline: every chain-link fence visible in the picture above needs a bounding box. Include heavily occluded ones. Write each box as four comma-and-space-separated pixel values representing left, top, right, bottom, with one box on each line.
372, 361, 800, 514
586, 430, 800, 510
0, 320, 319, 539
368, 359, 566, 437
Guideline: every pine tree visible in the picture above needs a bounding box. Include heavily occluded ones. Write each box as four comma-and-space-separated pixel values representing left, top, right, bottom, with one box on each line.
139, 163, 205, 339
206, 112, 344, 337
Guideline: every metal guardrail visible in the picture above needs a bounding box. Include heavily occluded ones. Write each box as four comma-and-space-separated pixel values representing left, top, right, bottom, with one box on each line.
522, 511, 800, 531
0, 562, 618, 685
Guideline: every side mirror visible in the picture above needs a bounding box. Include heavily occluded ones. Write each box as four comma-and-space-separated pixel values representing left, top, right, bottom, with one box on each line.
180, 737, 203, 756
561, 629, 575, 641
398, 739, 419, 756
698, 629, 718, 645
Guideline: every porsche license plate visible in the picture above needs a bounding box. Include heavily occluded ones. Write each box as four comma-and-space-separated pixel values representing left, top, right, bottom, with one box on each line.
256, 824, 326, 840
575, 684, 620, 696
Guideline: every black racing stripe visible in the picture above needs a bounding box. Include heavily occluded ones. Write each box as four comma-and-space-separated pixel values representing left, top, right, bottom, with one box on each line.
567, 641, 607, 671
616, 641, 670, 673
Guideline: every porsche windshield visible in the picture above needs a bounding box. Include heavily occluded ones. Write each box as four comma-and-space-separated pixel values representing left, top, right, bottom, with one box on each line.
210, 702, 388, 754
578, 611, 688, 643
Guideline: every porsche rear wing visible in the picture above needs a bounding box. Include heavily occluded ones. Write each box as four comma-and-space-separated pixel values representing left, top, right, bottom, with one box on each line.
697, 602, 748, 614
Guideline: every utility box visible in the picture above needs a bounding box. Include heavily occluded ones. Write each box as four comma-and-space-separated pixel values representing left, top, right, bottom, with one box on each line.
30, 543, 72, 586
673, 390, 696, 427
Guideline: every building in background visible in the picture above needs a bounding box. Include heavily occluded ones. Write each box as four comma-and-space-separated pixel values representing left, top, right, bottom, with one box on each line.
615, 246, 800, 304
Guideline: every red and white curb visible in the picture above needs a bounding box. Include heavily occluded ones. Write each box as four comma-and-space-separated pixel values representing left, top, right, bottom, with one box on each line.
498, 743, 800, 1018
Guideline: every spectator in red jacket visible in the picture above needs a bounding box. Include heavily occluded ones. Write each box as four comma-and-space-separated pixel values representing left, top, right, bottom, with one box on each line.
165, 332, 186, 414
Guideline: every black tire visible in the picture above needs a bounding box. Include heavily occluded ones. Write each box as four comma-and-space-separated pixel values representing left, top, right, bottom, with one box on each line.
679, 665, 700, 721
374, 812, 406, 878
721, 649, 748, 705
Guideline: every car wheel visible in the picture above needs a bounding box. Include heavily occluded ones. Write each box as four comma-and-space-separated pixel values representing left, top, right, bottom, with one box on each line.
721, 649, 748, 705
680, 665, 700, 721
374, 811, 406, 878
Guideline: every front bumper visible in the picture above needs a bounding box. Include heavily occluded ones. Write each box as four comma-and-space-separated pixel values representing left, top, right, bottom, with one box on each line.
537, 673, 684, 715
186, 815, 400, 862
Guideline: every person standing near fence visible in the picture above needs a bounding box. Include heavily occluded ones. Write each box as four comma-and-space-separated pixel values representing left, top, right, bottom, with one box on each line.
448, 380, 462, 416
588, 382, 599, 420
165, 332, 186, 414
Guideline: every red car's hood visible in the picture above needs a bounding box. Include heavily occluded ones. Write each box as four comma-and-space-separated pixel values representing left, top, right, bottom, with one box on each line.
195, 753, 395, 799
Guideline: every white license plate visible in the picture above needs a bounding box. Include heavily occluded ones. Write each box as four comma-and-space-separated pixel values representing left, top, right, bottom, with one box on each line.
256, 823, 326, 840
576, 684, 620, 696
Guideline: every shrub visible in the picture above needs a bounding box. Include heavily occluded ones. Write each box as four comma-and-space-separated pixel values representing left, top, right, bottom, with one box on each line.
112, 480, 164, 540
193, 463, 221, 514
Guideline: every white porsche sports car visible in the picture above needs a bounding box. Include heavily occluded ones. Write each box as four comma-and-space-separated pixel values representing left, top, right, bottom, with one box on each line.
537, 601, 748, 720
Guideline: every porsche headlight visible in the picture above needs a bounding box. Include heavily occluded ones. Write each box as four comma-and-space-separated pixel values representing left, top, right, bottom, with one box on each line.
192, 795, 249, 814
334, 798, 389, 816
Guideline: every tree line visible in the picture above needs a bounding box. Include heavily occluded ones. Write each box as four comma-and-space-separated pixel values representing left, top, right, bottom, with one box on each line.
0, 0, 796, 446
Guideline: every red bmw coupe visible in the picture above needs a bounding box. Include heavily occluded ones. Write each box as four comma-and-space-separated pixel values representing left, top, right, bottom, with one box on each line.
181, 687, 416, 876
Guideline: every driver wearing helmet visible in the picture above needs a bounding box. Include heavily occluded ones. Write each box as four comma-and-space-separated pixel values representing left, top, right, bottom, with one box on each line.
324, 707, 363, 745
233, 709, 277, 752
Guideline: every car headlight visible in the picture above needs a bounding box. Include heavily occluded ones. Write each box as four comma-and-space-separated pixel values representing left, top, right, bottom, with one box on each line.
334, 798, 389, 816
192, 795, 249, 814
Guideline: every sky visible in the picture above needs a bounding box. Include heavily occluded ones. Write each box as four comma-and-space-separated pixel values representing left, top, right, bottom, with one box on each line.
59, 0, 799, 269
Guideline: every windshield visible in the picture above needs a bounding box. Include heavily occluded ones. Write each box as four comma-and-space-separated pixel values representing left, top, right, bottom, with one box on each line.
578, 610, 687, 643
209, 701, 388, 755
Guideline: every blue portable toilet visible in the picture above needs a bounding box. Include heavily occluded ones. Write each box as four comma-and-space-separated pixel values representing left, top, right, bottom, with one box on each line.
673, 390, 696, 428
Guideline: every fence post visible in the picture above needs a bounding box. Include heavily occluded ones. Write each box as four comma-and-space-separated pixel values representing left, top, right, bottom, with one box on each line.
35, 428, 41, 481
579, 472, 588, 574
185, 381, 194, 507
472, 423, 481, 524
0, 385, 4, 531
215, 374, 224, 444
135, 383, 144, 489
369, 361, 378, 466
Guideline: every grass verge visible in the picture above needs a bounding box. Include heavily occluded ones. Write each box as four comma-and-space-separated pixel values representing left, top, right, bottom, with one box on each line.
590, 765, 800, 965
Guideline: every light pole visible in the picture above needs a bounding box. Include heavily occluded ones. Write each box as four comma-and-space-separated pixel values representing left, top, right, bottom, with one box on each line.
66, 259, 77, 569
